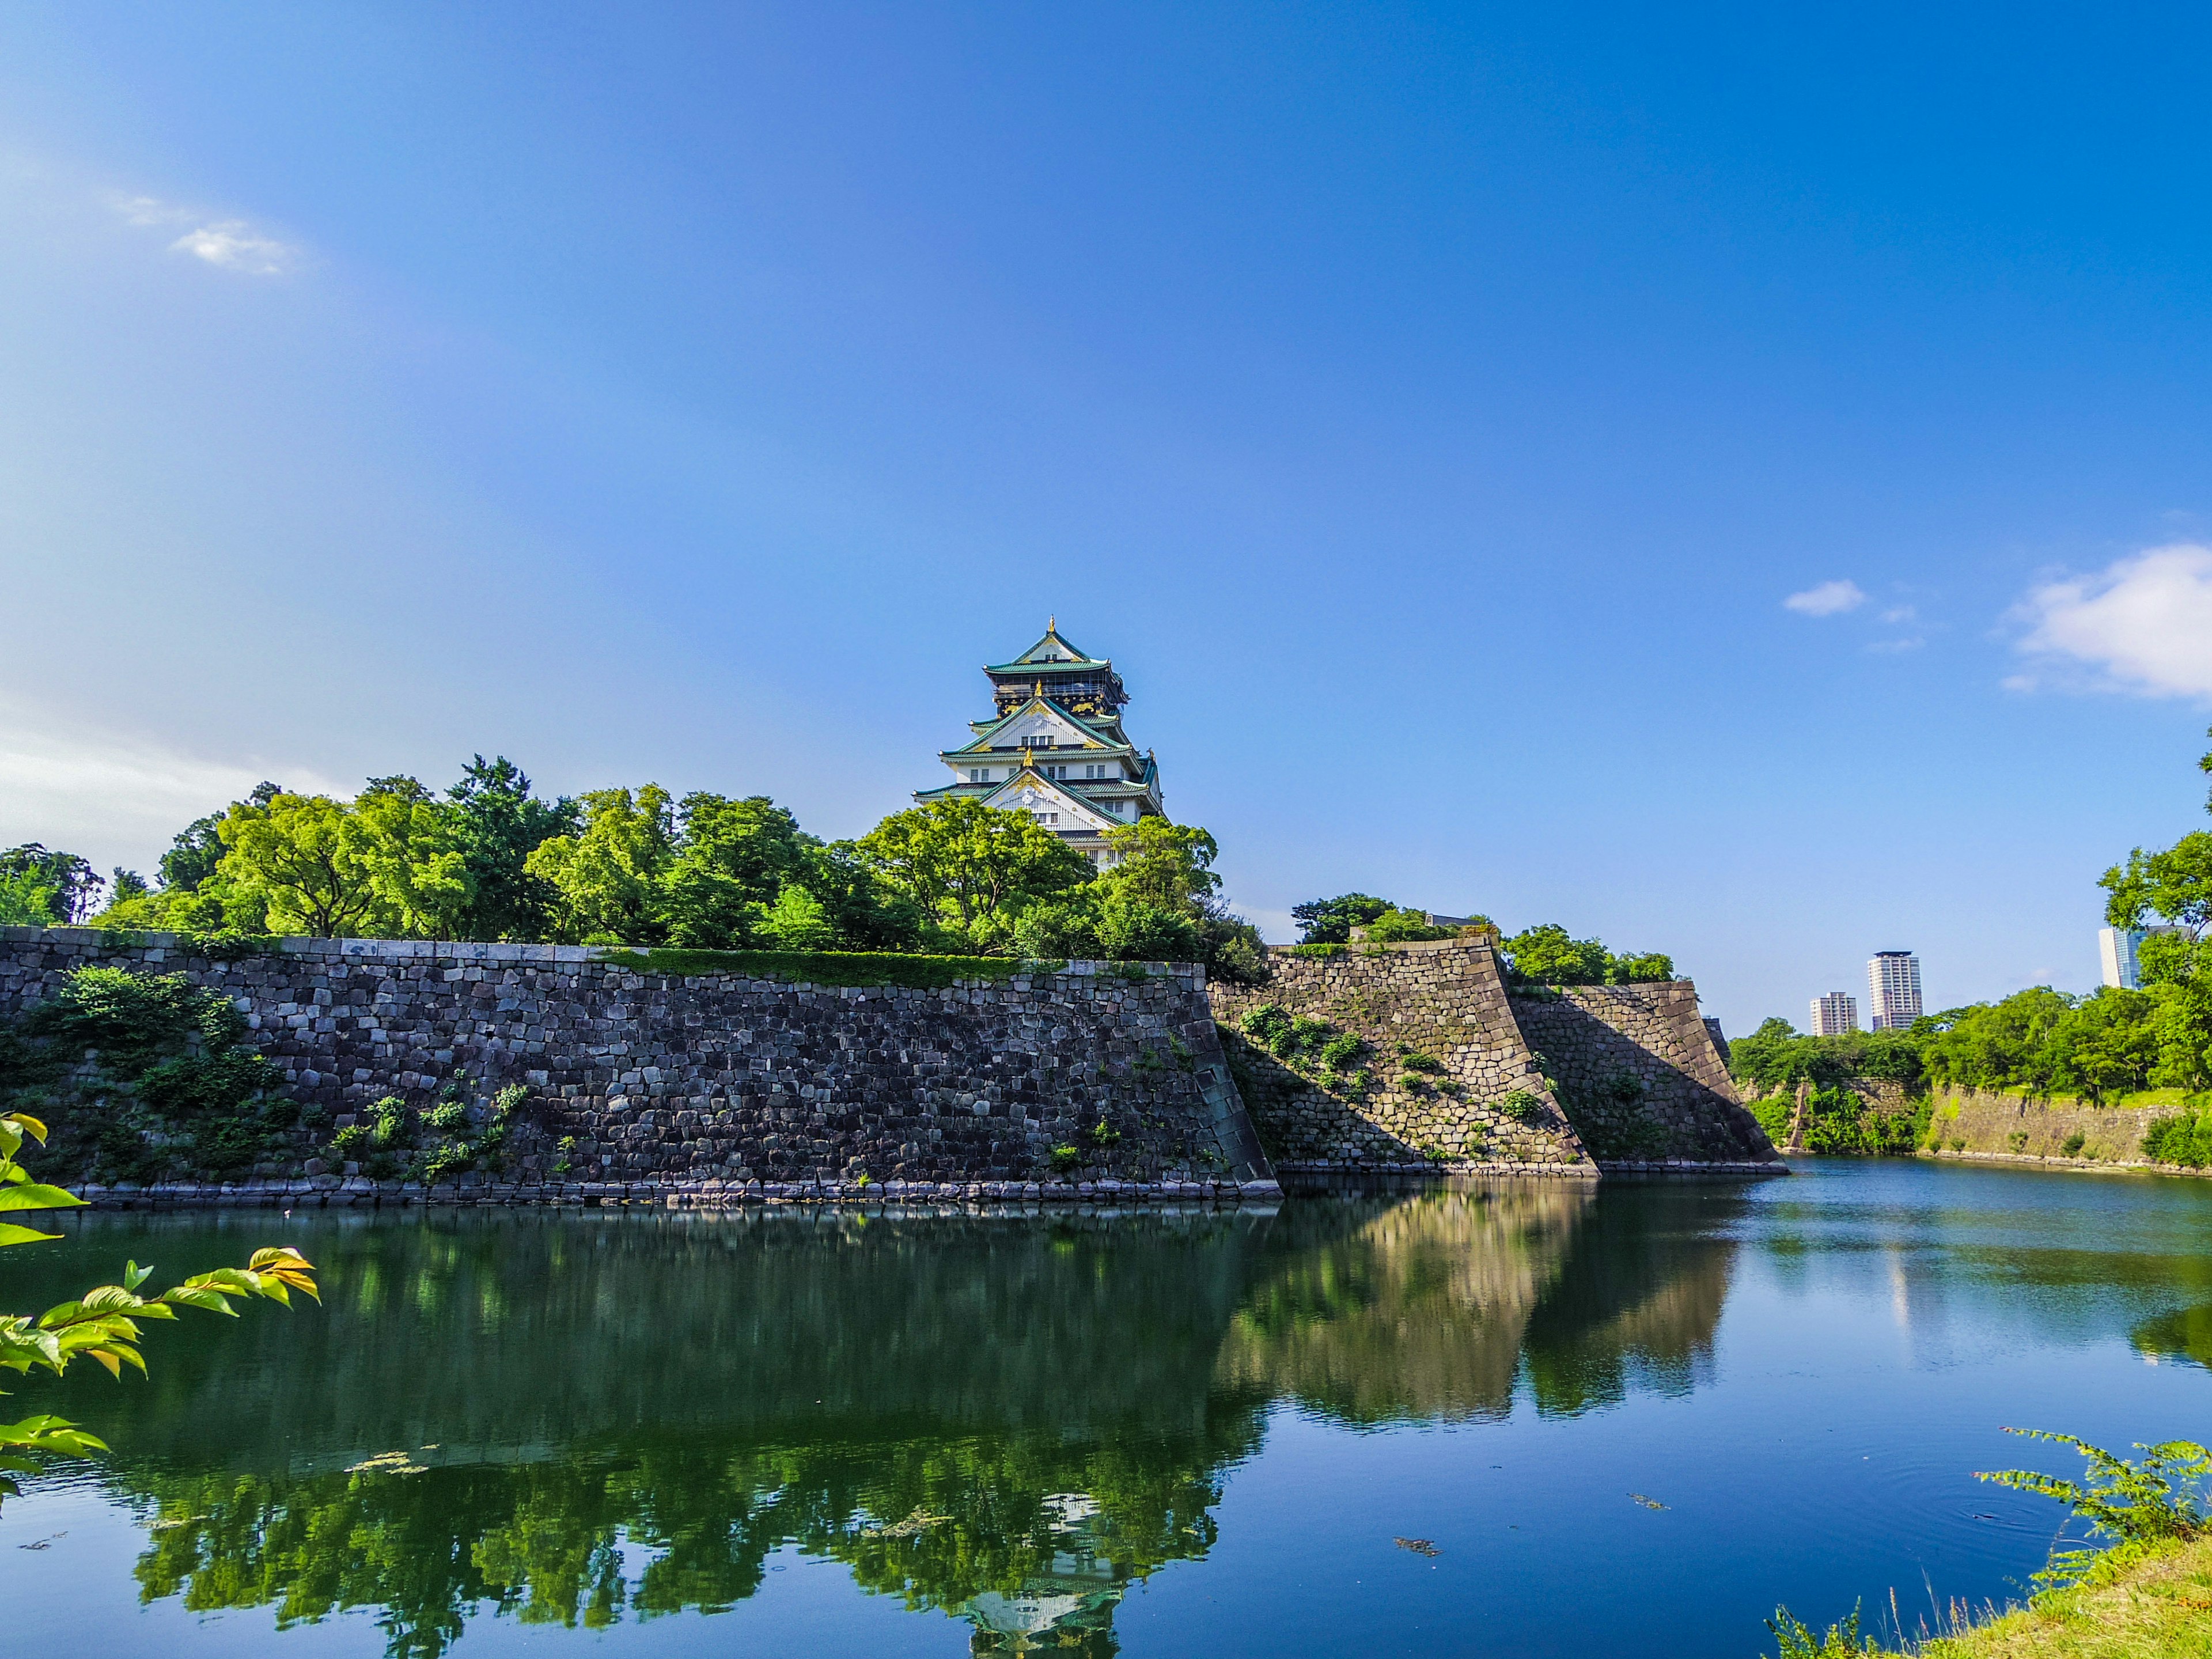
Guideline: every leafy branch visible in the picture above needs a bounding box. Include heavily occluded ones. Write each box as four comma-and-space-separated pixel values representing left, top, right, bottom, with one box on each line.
0, 1109, 316, 1509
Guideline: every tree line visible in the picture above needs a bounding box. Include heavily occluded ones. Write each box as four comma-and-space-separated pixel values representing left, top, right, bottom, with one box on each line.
0, 756, 1266, 979
1290, 893, 1675, 984
1734, 730, 2212, 1109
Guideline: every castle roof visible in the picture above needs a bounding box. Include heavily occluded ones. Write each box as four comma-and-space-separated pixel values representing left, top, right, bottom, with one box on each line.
941, 694, 1132, 760
984, 619, 1105, 675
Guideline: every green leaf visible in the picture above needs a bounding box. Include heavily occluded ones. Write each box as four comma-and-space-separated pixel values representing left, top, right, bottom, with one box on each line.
0, 1225, 63, 1249
0, 1185, 86, 1214
123, 1260, 152, 1291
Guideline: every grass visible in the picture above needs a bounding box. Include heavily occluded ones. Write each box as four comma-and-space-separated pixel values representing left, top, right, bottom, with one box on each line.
1895, 1535, 2212, 1657
590, 947, 1051, 989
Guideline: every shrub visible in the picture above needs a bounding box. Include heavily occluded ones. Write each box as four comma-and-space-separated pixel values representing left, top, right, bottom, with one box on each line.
2062, 1130, 2088, 1157
329, 1122, 372, 1157
1978, 1429, 2211, 1589
1498, 1089, 1544, 1124
1319, 1032, 1365, 1071
1048, 1145, 1081, 1173
418, 1143, 472, 1184
1089, 1118, 1120, 1148
2008, 1131, 2030, 1153
2143, 1112, 2212, 1167
1397, 1050, 1445, 1075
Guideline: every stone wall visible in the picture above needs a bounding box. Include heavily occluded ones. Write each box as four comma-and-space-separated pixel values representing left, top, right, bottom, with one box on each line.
1207, 941, 1781, 1179
0, 929, 1275, 1202
1922, 1085, 2171, 1169
1209, 940, 1594, 1178
1509, 985, 1781, 1168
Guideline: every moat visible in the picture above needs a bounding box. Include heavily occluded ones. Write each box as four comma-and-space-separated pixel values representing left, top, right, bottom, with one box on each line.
5, 1161, 2210, 1657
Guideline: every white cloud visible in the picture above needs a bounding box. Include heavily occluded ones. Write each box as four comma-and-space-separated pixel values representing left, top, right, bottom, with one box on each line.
169, 221, 296, 274
0, 699, 342, 873
1784, 579, 1866, 617
2012, 544, 2212, 698
1881, 605, 1918, 624
110, 192, 299, 275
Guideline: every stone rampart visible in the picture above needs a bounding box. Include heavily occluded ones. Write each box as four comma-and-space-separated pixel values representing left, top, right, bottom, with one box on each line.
1509, 984, 1781, 1168
1206, 941, 1781, 1180
0, 929, 1275, 1204
1209, 940, 1594, 1178
1922, 1085, 2170, 1170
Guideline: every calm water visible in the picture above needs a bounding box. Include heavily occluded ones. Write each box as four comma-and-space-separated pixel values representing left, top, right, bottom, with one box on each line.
5, 1161, 2211, 1657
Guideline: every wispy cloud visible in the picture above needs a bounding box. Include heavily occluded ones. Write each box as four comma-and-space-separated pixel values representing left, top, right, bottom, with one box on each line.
1867, 637, 1924, 654
112, 192, 300, 275
2010, 544, 2212, 699
0, 697, 342, 872
1783, 579, 1866, 617
1880, 604, 1918, 624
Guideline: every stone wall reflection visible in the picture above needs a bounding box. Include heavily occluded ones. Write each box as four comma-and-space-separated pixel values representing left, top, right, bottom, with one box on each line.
25, 1185, 1748, 1655
1215, 1185, 1590, 1421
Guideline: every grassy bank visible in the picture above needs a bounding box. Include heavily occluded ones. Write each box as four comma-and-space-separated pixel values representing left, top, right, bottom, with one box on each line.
1895, 1535, 2212, 1657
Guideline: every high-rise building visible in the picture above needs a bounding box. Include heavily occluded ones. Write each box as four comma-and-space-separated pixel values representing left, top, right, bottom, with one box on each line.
1809, 991, 1858, 1036
2100, 927, 2142, 990
915, 620, 1164, 866
1867, 951, 1922, 1031
2103, 925, 2189, 989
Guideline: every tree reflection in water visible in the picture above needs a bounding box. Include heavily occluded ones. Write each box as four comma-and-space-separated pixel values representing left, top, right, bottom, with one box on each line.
20, 1185, 1745, 1655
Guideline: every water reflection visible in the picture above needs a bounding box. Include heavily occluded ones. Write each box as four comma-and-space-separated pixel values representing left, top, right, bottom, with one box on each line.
19, 1186, 1747, 1654
2133, 1303, 2212, 1368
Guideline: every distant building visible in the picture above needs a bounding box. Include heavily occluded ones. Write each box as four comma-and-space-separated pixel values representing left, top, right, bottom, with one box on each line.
2102, 925, 2188, 990
1866, 952, 1922, 1031
2100, 927, 2142, 990
1809, 992, 1858, 1036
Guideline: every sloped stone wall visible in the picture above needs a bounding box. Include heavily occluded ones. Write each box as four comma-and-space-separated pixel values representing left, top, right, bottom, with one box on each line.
1207, 941, 1781, 1179
1207, 941, 1597, 1178
0, 929, 1274, 1199
1509, 984, 1780, 1167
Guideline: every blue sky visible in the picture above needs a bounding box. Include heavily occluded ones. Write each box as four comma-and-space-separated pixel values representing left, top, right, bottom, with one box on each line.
4, 2, 2211, 1034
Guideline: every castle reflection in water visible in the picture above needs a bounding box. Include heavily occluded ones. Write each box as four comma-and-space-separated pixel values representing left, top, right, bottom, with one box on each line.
25, 1181, 1749, 1656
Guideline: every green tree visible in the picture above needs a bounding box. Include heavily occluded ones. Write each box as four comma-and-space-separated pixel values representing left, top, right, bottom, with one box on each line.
524, 786, 677, 945
0, 868, 57, 927
1363, 907, 1460, 943
659, 794, 813, 947
444, 756, 577, 941
855, 799, 1091, 951
754, 884, 838, 949
1501, 924, 1672, 986
1502, 924, 1610, 984
159, 783, 281, 894
2050, 988, 2160, 1102
0, 845, 103, 924
1290, 894, 1394, 946
215, 794, 389, 938
2102, 831, 2212, 942
354, 777, 475, 940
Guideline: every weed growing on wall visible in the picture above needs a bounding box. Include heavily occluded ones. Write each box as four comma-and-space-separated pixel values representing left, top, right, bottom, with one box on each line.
326, 1076, 529, 1184
0, 966, 296, 1181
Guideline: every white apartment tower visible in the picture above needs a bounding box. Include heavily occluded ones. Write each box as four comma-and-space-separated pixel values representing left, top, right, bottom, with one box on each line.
2100, 927, 2142, 990
1867, 951, 1922, 1031
1809, 991, 1858, 1036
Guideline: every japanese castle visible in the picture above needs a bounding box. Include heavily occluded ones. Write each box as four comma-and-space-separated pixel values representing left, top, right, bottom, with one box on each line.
915, 621, 1164, 864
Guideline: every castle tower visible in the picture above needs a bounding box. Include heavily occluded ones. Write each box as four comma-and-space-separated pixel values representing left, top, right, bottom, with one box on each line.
914, 620, 1164, 865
